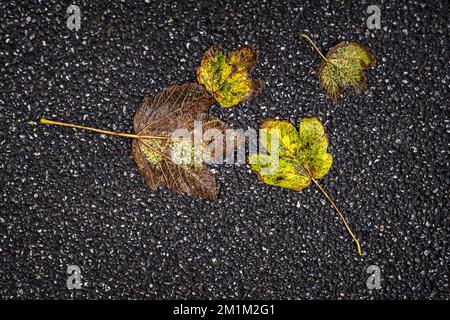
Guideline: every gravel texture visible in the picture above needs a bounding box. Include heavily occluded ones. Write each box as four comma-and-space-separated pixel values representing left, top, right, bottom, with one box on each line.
0, 0, 448, 299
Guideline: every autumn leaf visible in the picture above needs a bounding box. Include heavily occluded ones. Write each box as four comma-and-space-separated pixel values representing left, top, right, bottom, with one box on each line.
248, 117, 361, 255
133, 83, 226, 199
301, 34, 375, 101
249, 118, 332, 191
196, 44, 263, 108
39, 83, 227, 200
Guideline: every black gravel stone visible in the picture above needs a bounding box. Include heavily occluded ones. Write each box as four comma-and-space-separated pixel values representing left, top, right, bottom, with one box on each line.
0, 0, 448, 299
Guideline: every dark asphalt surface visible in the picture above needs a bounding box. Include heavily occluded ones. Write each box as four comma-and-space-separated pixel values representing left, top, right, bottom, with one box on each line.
0, 0, 448, 299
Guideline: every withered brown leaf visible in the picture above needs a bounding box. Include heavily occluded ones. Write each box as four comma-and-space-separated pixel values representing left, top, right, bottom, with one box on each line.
132, 83, 226, 199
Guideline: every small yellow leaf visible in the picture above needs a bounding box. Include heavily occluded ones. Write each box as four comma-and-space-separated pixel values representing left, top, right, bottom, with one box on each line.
196, 44, 262, 108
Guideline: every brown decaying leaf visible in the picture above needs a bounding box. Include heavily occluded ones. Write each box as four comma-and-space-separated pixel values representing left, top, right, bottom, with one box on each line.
132, 83, 226, 200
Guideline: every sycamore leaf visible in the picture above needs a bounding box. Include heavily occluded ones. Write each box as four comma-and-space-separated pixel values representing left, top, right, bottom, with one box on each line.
132, 83, 227, 200
39, 83, 226, 200
302, 34, 375, 101
248, 117, 361, 256
249, 117, 332, 191
196, 44, 263, 108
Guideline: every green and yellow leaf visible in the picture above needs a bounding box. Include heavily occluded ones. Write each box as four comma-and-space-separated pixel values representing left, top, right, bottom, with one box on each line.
196, 44, 262, 108
248, 117, 361, 256
249, 117, 332, 191
302, 34, 375, 101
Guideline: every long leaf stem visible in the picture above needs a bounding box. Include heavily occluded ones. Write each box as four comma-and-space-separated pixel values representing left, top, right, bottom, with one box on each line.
311, 177, 362, 256
39, 118, 169, 140
300, 33, 329, 62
